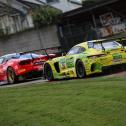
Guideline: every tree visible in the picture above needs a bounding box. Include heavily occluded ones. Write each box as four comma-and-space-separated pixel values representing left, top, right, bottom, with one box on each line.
32, 6, 62, 27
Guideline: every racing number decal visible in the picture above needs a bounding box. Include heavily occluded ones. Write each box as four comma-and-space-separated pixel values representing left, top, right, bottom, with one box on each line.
112, 53, 122, 62
66, 57, 74, 68
60, 58, 66, 69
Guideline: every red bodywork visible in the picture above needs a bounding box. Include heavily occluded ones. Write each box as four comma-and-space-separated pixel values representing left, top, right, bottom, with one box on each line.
0, 53, 56, 83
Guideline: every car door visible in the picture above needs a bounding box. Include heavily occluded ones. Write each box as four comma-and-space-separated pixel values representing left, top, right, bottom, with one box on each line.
59, 46, 85, 74
65, 46, 82, 69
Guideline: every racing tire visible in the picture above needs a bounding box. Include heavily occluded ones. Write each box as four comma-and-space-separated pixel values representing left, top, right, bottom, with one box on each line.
44, 64, 54, 81
76, 60, 86, 78
7, 67, 18, 84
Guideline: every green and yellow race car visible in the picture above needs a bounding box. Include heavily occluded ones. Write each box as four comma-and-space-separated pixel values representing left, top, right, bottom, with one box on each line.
44, 39, 126, 81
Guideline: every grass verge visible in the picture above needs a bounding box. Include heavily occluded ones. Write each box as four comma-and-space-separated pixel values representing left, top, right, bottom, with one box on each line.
0, 77, 126, 126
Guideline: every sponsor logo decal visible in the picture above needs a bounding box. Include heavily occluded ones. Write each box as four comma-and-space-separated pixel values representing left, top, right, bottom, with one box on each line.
60, 58, 66, 69
112, 53, 122, 62
18, 69, 26, 73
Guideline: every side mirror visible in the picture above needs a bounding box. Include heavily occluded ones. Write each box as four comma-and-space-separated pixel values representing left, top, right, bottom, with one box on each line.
62, 52, 66, 56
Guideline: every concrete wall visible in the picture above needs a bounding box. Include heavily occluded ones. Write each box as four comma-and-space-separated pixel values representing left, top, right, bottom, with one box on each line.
0, 25, 60, 56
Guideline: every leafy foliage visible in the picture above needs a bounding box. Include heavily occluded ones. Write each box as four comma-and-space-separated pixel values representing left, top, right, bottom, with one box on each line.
32, 6, 62, 27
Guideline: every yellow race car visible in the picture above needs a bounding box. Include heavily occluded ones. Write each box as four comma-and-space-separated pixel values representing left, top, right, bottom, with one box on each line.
44, 39, 126, 81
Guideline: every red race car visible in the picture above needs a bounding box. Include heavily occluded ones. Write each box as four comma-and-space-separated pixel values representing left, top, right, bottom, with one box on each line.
0, 52, 56, 84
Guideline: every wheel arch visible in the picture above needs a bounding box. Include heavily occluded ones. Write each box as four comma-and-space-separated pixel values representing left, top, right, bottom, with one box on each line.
75, 58, 83, 65
43, 62, 53, 78
75, 59, 86, 78
6, 66, 18, 84
7, 66, 18, 76
43, 62, 52, 73
90, 62, 102, 72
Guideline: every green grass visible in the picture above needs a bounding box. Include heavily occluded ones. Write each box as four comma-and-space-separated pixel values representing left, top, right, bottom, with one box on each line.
0, 77, 126, 126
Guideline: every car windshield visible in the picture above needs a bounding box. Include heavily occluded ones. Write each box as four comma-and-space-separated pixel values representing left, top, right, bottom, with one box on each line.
19, 53, 32, 59
0, 57, 4, 64
67, 46, 85, 55
89, 41, 121, 50
67, 47, 80, 55
31, 53, 40, 58
19, 53, 40, 59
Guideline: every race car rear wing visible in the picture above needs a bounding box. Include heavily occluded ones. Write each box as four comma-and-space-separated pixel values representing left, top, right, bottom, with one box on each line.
104, 36, 126, 47
18, 46, 62, 58
87, 37, 126, 51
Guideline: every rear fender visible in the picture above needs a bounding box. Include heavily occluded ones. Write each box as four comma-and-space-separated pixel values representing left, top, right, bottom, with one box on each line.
82, 58, 102, 75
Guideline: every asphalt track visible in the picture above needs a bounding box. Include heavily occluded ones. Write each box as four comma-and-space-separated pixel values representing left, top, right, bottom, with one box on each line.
0, 77, 47, 88
0, 70, 126, 88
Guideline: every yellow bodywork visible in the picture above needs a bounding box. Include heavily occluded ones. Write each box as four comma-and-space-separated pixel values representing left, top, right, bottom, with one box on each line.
44, 39, 126, 80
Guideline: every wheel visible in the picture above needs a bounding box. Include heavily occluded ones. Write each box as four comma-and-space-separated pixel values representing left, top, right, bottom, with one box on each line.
76, 60, 86, 78
44, 64, 54, 81
7, 67, 17, 84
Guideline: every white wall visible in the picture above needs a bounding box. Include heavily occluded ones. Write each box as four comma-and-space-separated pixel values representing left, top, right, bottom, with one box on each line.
0, 14, 34, 34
